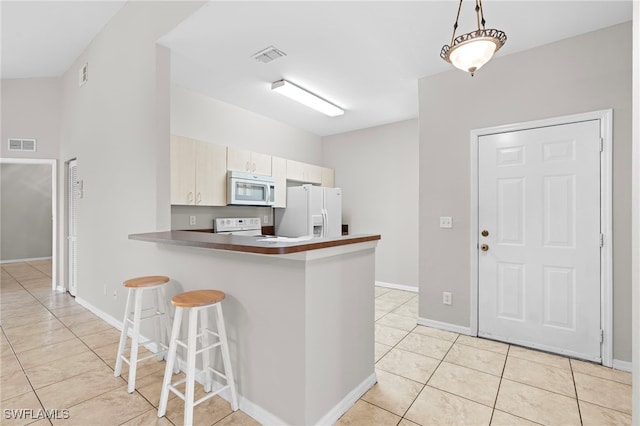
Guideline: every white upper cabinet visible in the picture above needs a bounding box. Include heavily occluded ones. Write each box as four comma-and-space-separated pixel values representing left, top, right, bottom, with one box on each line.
227, 147, 272, 176
286, 159, 322, 185
170, 135, 226, 206
195, 141, 227, 206
271, 156, 287, 208
321, 167, 335, 188
171, 135, 196, 205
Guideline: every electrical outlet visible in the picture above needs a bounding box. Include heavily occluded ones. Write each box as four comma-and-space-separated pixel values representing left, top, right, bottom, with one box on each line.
189, 215, 196, 226
263, 215, 269, 225
439, 217, 453, 228
443, 292, 452, 305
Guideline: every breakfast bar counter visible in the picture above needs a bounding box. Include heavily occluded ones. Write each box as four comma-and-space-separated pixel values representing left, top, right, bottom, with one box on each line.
128, 230, 380, 425
129, 230, 380, 255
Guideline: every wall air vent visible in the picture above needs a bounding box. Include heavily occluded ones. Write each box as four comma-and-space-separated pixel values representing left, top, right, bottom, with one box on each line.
251, 46, 286, 64
8, 138, 37, 152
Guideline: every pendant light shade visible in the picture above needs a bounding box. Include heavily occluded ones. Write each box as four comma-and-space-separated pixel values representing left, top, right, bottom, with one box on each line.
440, 0, 506, 76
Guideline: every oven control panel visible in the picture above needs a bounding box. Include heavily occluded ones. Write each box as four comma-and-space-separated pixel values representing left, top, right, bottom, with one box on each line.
214, 217, 262, 233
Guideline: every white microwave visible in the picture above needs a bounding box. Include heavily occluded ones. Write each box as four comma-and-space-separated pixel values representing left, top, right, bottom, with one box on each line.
227, 171, 275, 206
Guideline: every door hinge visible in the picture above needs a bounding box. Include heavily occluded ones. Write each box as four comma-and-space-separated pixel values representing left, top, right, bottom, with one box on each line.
600, 138, 604, 152
599, 233, 604, 247
600, 329, 604, 343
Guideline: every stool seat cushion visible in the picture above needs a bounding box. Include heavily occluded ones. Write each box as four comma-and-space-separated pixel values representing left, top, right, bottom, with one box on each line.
123, 275, 170, 288
172, 290, 225, 307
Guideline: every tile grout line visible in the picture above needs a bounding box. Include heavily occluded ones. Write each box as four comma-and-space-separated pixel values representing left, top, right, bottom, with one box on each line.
2, 262, 139, 419
0, 265, 56, 425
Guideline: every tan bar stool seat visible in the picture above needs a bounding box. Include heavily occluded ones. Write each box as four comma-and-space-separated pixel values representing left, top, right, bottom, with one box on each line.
114, 275, 173, 393
158, 290, 238, 426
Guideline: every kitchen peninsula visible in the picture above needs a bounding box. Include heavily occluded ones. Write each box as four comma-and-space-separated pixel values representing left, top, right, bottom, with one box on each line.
129, 230, 380, 425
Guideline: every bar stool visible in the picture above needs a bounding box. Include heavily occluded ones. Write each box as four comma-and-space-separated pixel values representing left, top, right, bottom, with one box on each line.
158, 290, 238, 426
114, 275, 173, 393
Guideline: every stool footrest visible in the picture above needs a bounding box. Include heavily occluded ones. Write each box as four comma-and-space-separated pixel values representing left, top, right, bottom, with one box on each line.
194, 386, 228, 407
166, 381, 230, 409
196, 341, 222, 355
205, 366, 228, 381
125, 312, 167, 325
167, 384, 186, 401
137, 350, 167, 363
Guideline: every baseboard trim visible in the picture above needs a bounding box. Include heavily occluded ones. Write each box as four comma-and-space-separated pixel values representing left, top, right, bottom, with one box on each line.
314, 372, 377, 426
612, 359, 632, 372
1, 256, 52, 264
417, 317, 472, 335
375, 281, 418, 293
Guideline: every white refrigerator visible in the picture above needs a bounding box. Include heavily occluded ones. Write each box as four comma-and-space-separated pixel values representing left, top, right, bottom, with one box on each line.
275, 185, 342, 238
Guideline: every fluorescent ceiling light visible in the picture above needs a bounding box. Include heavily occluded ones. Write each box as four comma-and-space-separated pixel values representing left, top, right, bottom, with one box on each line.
271, 80, 344, 117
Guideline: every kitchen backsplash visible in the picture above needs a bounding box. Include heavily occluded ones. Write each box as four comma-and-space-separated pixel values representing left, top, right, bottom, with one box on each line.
171, 205, 273, 230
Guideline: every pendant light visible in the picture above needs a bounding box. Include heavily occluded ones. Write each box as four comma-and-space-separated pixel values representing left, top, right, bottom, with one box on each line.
440, 0, 506, 76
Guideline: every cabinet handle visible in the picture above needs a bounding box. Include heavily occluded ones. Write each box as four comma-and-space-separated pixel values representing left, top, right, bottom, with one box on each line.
246, 161, 250, 172
196, 192, 202, 205
187, 192, 194, 204
252, 162, 256, 172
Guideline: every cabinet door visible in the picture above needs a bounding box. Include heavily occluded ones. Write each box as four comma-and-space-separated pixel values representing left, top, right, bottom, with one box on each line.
286, 159, 306, 182
251, 152, 272, 175
286, 159, 323, 184
306, 164, 323, 185
170, 135, 196, 205
227, 147, 252, 172
195, 141, 227, 206
272, 156, 287, 208
321, 167, 335, 187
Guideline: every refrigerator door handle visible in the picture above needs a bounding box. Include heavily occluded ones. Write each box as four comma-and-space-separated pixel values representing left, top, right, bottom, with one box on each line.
322, 208, 328, 238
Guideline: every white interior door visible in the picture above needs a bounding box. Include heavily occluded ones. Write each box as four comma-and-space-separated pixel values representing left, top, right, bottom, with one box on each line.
67, 160, 78, 296
478, 120, 602, 362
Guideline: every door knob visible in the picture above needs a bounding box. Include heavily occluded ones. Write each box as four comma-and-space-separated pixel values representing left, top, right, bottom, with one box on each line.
480, 244, 489, 252
481, 230, 489, 237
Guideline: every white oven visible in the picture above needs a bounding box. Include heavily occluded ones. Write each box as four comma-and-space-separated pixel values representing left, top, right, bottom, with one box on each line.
227, 171, 275, 206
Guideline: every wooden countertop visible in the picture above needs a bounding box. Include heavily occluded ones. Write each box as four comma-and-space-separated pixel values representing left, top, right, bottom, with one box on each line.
128, 230, 380, 255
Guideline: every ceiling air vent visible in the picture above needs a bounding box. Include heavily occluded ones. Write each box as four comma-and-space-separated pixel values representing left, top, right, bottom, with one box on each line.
251, 46, 286, 64
8, 138, 37, 152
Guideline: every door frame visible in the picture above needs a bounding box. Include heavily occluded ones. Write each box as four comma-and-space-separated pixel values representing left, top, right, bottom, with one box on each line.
469, 109, 613, 367
0, 158, 57, 290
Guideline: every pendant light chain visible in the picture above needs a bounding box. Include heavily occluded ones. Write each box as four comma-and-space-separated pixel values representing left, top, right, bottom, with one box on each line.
450, 0, 464, 47
478, 0, 487, 29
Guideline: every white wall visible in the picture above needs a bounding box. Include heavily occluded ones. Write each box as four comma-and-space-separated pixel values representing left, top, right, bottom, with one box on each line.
1, 78, 61, 160
631, 1, 639, 421
0, 164, 52, 261
323, 119, 418, 289
171, 86, 322, 162
170, 86, 324, 229
57, 1, 205, 316
418, 22, 633, 361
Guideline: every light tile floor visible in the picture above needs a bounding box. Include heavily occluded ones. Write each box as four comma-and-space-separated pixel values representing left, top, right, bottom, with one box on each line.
1, 261, 633, 425
337, 286, 632, 426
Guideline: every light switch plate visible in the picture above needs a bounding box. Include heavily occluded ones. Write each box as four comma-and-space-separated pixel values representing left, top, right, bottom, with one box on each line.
440, 217, 453, 228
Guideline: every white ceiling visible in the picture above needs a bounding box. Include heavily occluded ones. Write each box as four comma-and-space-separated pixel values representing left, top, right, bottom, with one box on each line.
1, 1, 632, 136
1, 1, 126, 79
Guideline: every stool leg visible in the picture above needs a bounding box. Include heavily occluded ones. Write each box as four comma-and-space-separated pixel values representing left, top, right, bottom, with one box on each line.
158, 306, 183, 418
200, 308, 212, 393
158, 286, 169, 358
151, 287, 167, 361
184, 307, 199, 426
216, 303, 238, 411
127, 288, 144, 393
114, 287, 133, 378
